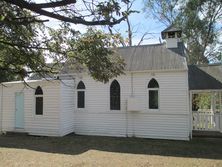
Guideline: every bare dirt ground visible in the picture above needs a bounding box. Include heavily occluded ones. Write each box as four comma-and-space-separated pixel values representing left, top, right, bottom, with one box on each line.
0, 133, 222, 167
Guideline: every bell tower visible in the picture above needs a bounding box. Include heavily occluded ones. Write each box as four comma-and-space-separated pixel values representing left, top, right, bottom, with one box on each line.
161, 25, 182, 48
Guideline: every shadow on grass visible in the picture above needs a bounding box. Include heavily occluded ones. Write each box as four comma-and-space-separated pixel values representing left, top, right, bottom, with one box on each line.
0, 133, 222, 160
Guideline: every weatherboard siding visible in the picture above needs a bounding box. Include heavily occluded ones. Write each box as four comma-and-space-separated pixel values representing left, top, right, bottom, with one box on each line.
0, 70, 190, 140
73, 71, 190, 140
1, 81, 62, 136
59, 80, 75, 136
25, 82, 61, 136
1, 85, 15, 132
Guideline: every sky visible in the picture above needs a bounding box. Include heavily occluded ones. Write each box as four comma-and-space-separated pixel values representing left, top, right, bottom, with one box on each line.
109, 0, 166, 45
35, 0, 167, 45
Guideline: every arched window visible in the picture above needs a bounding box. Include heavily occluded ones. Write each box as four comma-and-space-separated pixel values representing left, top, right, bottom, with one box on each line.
35, 86, 43, 115
148, 79, 159, 109
110, 80, 120, 110
77, 81, 85, 108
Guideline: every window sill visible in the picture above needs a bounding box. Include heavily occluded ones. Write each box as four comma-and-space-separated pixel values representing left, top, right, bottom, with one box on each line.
148, 109, 160, 112
76, 108, 86, 111
34, 114, 44, 119
110, 109, 121, 111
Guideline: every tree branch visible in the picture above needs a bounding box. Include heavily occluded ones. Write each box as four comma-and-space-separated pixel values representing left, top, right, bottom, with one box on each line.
31, 0, 76, 9
2, 17, 49, 25
3, 0, 128, 26
0, 40, 48, 50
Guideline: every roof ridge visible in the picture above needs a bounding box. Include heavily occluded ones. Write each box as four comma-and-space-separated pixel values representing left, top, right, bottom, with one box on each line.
189, 63, 222, 67
116, 43, 163, 49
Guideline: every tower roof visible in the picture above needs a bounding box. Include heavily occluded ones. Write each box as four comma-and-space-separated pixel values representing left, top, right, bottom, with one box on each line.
161, 25, 182, 39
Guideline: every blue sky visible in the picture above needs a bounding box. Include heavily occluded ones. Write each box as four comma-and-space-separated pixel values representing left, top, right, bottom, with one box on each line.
36, 0, 167, 45
110, 0, 166, 45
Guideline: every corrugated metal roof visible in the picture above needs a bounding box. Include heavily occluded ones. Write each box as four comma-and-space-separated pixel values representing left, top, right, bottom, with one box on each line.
115, 43, 187, 71
28, 63, 64, 80
61, 43, 187, 74
29, 43, 187, 80
188, 64, 222, 90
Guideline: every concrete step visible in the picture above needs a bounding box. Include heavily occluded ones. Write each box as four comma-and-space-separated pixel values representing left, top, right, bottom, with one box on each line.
14, 128, 25, 133
193, 130, 222, 138
3, 129, 28, 136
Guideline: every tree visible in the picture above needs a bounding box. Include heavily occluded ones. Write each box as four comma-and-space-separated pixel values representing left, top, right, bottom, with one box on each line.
144, 0, 222, 64
0, 0, 133, 83
67, 28, 126, 83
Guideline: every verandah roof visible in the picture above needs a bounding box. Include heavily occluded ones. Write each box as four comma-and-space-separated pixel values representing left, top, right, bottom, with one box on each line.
188, 64, 222, 90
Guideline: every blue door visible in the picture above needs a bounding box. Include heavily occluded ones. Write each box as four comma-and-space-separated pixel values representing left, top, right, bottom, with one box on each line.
15, 92, 24, 128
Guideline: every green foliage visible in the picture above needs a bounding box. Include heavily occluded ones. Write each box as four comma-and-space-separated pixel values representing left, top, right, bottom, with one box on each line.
193, 92, 222, 112
192, 93, 211, 111
0, 1, 130, 83
144, 0, 222, 64
0, 70, 21, 82
0, 2, 47, 81
68, 28, 125, 83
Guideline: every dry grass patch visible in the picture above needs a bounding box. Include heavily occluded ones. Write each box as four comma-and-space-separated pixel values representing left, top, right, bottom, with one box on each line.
0, 133, 222, 167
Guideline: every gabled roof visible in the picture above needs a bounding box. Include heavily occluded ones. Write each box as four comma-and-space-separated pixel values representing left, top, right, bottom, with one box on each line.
161, 25, 182, 39
61, 43, 187, 74
188, 64, 222, 90
28, 63, 64, 80
161, 25, 182, 33
29, 43, 187, 80
115, 43, 187, 71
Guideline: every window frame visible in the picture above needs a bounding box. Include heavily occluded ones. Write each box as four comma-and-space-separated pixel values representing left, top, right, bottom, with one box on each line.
147, 88, 159, 110
34, 86, 44, 116
147, 79, 160, 111
110, 80, 121, 111
77, 81, 86, 110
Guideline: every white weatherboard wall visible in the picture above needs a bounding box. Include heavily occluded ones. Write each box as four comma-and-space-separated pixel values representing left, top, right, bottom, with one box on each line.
73, 70, 190, 140
1, 80, 62, 136
59, 80, 75, 136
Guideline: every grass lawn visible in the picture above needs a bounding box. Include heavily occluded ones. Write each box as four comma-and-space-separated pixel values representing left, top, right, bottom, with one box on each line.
0, 133, 222, 167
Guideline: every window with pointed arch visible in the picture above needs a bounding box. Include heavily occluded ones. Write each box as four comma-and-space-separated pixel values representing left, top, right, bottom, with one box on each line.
35, 86, 43, 115
110, 80, 120, 110
77, 81, 85, 108
148, 79, 159, 109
